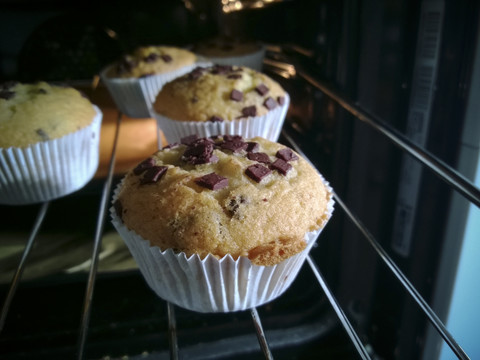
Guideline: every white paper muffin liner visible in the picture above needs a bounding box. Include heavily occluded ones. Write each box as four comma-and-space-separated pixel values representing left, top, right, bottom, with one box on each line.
110, 175, 334, 313
196, 45, 266, 71
100, 62, 211, 119
0, 106, 103, 205
153, 93, 290, 145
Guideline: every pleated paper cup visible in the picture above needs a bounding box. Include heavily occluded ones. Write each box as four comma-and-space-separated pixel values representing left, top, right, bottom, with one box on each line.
0, 106, 103, 205
153, 93, 290, 145
100, 62, 211, 119
110, 176, 334, 313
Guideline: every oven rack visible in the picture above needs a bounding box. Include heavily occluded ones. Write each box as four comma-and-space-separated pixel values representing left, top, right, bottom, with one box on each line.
1, 57, 478, 360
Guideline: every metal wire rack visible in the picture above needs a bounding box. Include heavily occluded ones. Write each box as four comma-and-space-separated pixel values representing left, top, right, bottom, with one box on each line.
1, 54, 478, 360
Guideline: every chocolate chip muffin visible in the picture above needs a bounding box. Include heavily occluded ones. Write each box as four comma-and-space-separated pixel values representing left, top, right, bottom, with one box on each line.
152, 65, 290, 143
111, 135, 333, 312
193, 36, 265, 71
105, 46, 197, 79
0, 81, 96, 148
101, 46, 203, 118
0, 81, 102, 205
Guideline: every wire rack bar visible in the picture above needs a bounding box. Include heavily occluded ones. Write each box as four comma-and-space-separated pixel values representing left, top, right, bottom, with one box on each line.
297, 70, 480, 209
283, 130, 470, 360
306, 256, 372, 360
250, 307, 274, 360
77, 111, 122, 360
167, 302, 179, 360
0, 201, 50, 333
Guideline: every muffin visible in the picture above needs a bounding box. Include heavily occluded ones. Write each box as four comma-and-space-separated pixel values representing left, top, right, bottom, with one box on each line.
101, 46, 203, 118
152, 64, 290, 144
110, 135, 334, 312
0, 81, 103, 205
193, 36, 266, 71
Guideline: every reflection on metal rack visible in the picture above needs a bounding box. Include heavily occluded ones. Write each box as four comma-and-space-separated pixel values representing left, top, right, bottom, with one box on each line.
1, 62, 478, 360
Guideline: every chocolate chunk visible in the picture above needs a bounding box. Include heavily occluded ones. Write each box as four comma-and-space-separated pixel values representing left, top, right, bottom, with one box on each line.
191, 96, 198, 103
277, 96, 285, 105
113, 199, 123, 221
116, 57, 137, 74
140, 165, 168, 184
212, 65, 234, 74
182, 139, 218, 164
226, 195, 247, 218
255, 84, 269, 96
133, 157, 156, 175
209, 115, 224, 122
247, 152, 270, 164
0, 90, 15, 100
230, 89, 243, 102
37, 88, 47, 94
270, 158, 292, 175
263, 97, 277, 110
144, 53, 159, 63
223, 135, 243, 142
241, 105, 257, 117
195, 172, 228, 190
189, 67, 206, 79
245, 164, 271, 182
276, 148, 299, 162
220, 140, 248, 153
181, 134, 199, 145
246, 141, 259, 153
161, 54, 172, 63
227, 74, 242, 79
35, 128, 50, 141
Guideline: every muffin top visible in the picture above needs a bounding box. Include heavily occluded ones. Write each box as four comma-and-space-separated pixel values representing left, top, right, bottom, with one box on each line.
0, 81, 96, 148
153, 65, 286, 122
193, 36, 263, 57
113, 135, 331, 266
106, 46, 197, 79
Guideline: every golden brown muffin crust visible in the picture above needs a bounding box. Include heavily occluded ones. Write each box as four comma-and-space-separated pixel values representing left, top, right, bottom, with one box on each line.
153, 65, 286, 122
0, 81, 96, 148
114, 135, 331, 266
106, 46, 197, 79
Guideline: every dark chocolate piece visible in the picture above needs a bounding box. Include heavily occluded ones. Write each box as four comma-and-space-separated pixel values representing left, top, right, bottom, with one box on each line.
144, 53, 159, 63
133, 157, 156, 175
223, 135, 243, 142
241, 105, 257, 117
247, 152, 270, 164
35, 128, 50, 141
230, 89, 243, 102
191, 96, 198, 103
195, 172, 228, 190
245, 164, 271, 182
181, 134, 199, 145
246, 141, 259, 153
116, 57, 137, 74
276, 148, 299, 162
182, 139, 218, 164
37, 88, 47, 94
161, 54, 172, 63
140, 165, 168, 184
189, 67, 206, 79
255, 84, 269, 96
270, 158, 292, 175
263, 97, 277, 110
277, 96, 285, 105
211, 65, 234, 74
227, 74, 242, 79
209, 115, 224, 122
220, 140, 248, 153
